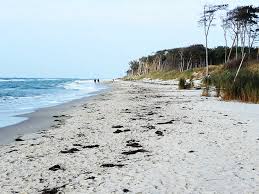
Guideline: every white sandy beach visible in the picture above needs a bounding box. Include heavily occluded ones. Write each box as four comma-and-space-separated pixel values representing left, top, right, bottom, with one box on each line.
0, 80, 258, 194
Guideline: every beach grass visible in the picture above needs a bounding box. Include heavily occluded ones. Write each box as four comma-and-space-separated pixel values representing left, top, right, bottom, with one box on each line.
124, 62, 259, 103
210, 69, 259, 103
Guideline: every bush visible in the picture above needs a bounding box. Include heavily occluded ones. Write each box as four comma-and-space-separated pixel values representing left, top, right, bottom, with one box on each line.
210, 70, 259, 103
202, 76, 212, 87
178, 77, 193, 90
179, 78, 186, 89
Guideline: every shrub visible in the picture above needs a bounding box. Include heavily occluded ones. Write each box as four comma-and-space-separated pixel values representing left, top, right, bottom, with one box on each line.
178, 77, 193, 90
202, 76, 212, 87
178, 78, 186, 89
210, 70, 259, 103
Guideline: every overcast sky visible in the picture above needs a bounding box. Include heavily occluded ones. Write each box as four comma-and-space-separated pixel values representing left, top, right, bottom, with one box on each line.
0, 0, 258, 78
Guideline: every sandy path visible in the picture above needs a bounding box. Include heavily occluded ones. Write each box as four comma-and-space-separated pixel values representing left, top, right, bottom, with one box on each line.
0, 80, 258, 193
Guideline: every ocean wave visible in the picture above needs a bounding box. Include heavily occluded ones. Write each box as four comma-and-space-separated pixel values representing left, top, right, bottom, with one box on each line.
63, 80, 98, 92
0, 78, 107, 128
36, 78, 60, 81
0, 78, 38, 82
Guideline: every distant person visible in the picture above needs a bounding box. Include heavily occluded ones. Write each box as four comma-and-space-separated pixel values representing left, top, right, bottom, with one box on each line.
94, 79, 96, 83
97, 79, 100, 83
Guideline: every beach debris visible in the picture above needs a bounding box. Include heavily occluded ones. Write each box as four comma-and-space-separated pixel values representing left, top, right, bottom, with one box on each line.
39, 178, 45, 183
147, 111, 156, 116
6, 149, 18, 154
188, 150, 195, 153
121, 109, 131, 113
87, 176, 95, 180
53, 114, 70, 118
126, 142, 142, 148
60, 148, 80, 154
73, 144, 82, 147
15, 137, 24, 142
126, 139, 139, 144
113, 129, 131, 134
49, 165, 64, 171
122, 149, 148, 155
113, 129, 123, 133
157, 120, 175, 125
112, 125, 124, 128
237, 122, 246, 125
123, 189, 130, 193
82, 145, 100, 149
141, 125, 156, 130
184, 122, 192, 124
155, 131, 164, 136
101, 164, 125, 168
77, 133, 85, 137
41, 184, 67, 194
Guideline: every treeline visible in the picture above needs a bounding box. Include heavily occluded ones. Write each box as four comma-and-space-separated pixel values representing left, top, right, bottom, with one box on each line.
127, 4, 259, 76
127, 45, 259, 76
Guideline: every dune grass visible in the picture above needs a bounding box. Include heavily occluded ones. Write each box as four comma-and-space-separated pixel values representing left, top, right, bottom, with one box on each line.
124, 63, 259, 103
210, 69, 259, 103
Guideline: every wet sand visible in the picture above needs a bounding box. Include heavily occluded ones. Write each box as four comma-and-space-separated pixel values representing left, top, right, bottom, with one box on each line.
0, 89, 109, 145
0, 80, 258, 193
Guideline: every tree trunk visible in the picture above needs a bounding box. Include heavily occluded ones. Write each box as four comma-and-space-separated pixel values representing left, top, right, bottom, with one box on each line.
224, 33, 228, 63
236, 33, 239, 60
205, 34, 209, 76
227, 35, 237, 62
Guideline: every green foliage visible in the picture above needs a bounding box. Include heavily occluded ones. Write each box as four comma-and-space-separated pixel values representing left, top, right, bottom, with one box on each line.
178, 77, 193, 89
179, 78, 186, 89
202, 76, 212, 87
210, 70, 259, 103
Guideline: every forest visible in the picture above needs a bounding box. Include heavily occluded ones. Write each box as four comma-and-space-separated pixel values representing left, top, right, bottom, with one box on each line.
127, 5, 259, 76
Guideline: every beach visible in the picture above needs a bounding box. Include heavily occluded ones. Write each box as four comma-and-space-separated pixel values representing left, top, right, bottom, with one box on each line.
0, 80, 258, 193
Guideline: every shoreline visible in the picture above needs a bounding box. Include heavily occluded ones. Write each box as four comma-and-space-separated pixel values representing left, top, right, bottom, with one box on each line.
0, 85, 110, 145
0, 80, 258, 193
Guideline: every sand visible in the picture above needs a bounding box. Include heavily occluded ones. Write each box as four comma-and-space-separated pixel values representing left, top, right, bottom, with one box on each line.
0, 80, 258, 194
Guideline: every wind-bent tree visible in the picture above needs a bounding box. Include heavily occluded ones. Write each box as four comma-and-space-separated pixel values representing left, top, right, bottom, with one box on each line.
199, 4, 228, 76
128, 60, 139, 75
248, 25, 259, 56
226, 6, 259, 59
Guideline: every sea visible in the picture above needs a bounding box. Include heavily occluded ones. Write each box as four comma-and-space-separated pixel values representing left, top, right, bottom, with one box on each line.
0, 78, 107, 128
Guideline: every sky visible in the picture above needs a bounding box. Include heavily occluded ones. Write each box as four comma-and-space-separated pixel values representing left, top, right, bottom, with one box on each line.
0, 0, 258, 78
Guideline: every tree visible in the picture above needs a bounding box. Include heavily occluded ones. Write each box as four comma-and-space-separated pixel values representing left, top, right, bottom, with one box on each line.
226, 6, 259, 59
129, 60, 139, 75
199, 4, 228, 76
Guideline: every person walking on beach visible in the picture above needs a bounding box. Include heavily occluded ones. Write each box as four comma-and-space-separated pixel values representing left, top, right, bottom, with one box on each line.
97, 79, 100, 83
94, 79, 96, 83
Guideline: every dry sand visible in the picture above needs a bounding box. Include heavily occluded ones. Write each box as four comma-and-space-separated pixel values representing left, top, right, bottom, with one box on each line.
0, 80, 258, 194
